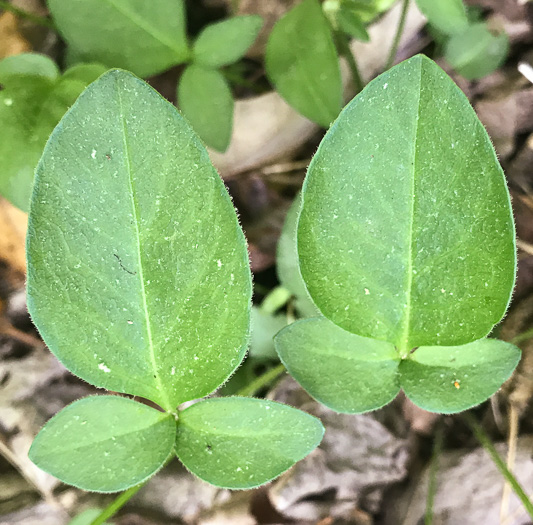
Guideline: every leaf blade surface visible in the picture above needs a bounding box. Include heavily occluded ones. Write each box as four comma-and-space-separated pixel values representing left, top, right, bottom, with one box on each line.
27, 70, 252, 410
29, 396, 175, 492
175, 397, 324, 489
298, 55, 515, 352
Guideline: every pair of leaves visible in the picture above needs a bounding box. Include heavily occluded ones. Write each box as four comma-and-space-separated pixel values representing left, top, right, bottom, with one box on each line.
277, 55, 518, 414
28, 70, 323, 492
47, 0, 189, 77
275, 317, 520, 414
30, 395, 323, 492
0, 53, 107, 211
266, 0, 342, 127
415, 0, 508, 79
178, 15, 262, 152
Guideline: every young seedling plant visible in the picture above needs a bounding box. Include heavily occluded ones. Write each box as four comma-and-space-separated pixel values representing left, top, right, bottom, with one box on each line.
274, 54, 520, 415
26, 70, 324, 493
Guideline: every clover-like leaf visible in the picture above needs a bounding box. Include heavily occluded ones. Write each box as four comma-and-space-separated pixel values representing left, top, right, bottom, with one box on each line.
400, 339, 520, 413
193, 15, 263, 68
275, 317, 400, 413
27, 70, 252, 411
178, 65, 234, 152
445, 23, 509, 80
265, 0, 342, 127
175, 397, 324, 489
298, 55, 515, 354
47, 0, 189, 77
29, 396, 175, 492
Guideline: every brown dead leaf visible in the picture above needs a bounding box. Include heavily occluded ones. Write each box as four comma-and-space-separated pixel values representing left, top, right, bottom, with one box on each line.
0, 12, 30, 59
0, 198, 27, 279
268, 378, 409, 522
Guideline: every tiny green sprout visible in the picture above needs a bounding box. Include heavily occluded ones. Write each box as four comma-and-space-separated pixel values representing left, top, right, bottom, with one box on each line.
27, 70, 323, 493
274, 55, 520, 415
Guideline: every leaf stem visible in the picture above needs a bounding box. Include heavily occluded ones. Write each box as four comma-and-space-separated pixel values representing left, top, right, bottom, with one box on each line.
0, 1, 55, 28
336, 32, 364, 94
511, 326, 533, 345
89, 483, 144, 525
236, 363, 286, 397
384, 0, 410, 71
462, 413, 533, 520
425, 425, 443, 525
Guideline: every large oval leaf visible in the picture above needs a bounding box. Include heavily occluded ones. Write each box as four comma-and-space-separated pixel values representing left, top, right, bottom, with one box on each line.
400, 339, 520, 413
265, 0, 342, 127
415, 0, 468, 36
47, 0, 189, 77
275, 317, 400, 413
298, 55, 515, 353
29, 396, 175, 492
27, 70, 252, 411
175, 397, 324, 489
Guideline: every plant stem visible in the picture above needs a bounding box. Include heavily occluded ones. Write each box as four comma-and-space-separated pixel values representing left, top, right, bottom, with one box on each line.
0, 1, 54, 28
236, 363, 286, 397
425, 426, 443, 525
462, 413, 533, 520
384, 0, 410, 71
336, 32, 364, 94
511, 326, 533, 345
89, 483, 144, 525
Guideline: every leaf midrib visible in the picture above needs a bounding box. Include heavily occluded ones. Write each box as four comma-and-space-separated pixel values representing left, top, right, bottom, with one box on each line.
115, 80, 172, 411
103, 0, 185, 57
41, 413, 173, 457
398, 59, 423, 354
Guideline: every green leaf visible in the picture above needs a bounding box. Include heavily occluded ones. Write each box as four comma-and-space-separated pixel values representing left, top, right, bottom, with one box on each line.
175, 397, 324, 489
298, 55, 515, 353
265, 0, 342, 127
29, 396, 175, 492
275, 317, 400, 413
47, 0, 189, 77
27, 70, 252, 411
337, 8, 369, 41
0, 57, 107, 211
178, 65, 234, 152
276, 195, 319, 318
249, 306, 287, 361
445, 23, 509, 80
415, 0, 468, 36
193, 15, 263, 68
400, 339, 521, 413
0, 53, 59, 86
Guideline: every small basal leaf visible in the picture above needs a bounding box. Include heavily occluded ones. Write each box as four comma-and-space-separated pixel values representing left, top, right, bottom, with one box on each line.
0, 52, 59, 86
249, 306, 287, 361
27, 70, 252, 411
0, 57, 107, 211
337, 8, 369, 41
276, 194, 319, 318
275, 317, 400, 413
193, 15, 263, 68
298, 55, 515, 353
178, 65, 234, 152
47, 0, 189, 77
29, 396, 175, 492
445, 23, 509, 80
400, 339, 521, 413
175, 397, 324, 489
265, 0, 342, 127
415, 0, 468, 36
